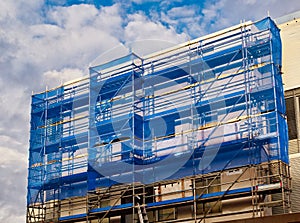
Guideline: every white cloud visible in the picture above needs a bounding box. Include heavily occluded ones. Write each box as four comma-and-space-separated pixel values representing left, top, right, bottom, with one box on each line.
0, 145, 26, 165
47, 4, 99, 29
155, 0, 300, 38
43, 68, 84, 87
124, 13, 187, 43
0, 0, 43, 24
167, 6, 196, 19
159, 5, 204, 37
128, 0, 161, 4
198, 0, 300, 35
27, 4, 123, 73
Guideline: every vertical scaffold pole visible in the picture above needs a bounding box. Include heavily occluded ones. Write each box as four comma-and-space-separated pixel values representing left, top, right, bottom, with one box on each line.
132, 53, 137, 223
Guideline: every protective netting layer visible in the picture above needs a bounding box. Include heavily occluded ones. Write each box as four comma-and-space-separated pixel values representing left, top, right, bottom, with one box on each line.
27, 17, 289, 222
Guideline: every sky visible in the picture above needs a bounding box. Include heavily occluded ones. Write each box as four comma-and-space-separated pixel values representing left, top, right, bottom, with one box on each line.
0, 0, 300, 222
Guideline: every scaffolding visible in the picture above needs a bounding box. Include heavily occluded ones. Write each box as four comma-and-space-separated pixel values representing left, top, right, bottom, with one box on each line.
27, 17, 290, 223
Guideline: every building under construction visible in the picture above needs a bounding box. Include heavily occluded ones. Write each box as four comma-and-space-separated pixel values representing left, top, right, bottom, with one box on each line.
27, 17, 291, 223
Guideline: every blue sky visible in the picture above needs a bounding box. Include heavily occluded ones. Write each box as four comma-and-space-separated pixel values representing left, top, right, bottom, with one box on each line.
0, 0, 300, 222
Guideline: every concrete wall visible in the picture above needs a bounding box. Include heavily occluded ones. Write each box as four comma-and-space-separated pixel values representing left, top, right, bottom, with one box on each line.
279, 17, 300, 90
279, 11, 300, 215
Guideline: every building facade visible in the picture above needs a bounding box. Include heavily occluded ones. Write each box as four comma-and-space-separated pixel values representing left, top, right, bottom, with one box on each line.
277, 11, 300, 214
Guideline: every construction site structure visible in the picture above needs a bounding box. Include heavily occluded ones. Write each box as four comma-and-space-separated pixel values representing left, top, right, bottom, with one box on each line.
27, 17, 291, 223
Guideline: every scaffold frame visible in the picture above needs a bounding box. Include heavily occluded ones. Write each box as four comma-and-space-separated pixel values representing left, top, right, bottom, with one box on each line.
27, 17, 290, 223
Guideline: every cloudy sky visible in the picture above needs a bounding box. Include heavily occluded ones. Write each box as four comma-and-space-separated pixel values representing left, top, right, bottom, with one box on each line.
1, 0, 300, 222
